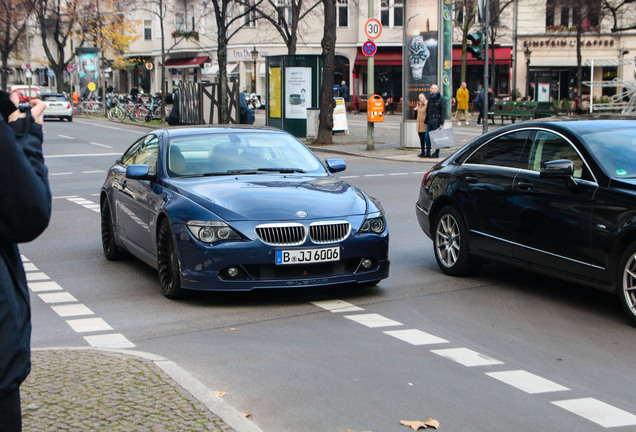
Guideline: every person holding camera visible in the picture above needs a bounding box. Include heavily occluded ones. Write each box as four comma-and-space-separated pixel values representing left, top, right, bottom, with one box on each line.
0, 91, 50, 432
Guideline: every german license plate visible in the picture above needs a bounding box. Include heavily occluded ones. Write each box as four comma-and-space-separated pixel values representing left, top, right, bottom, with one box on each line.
275, 246, 340, 265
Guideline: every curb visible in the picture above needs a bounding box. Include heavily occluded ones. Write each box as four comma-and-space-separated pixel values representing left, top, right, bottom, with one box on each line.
33, 347, 265, 432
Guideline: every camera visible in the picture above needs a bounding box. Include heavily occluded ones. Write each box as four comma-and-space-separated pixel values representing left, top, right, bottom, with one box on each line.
0, 90, 17, 119
19, 102, 30, 113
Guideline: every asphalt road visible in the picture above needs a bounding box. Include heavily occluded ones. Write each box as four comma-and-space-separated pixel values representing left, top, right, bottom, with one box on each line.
23, 118, 636, 432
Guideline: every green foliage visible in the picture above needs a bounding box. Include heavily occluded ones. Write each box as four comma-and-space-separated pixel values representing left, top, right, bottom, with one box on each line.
511, 88, 521, 101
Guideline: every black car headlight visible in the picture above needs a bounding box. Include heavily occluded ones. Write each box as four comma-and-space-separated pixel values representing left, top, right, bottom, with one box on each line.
186, 221, 242, 243
359, 213, 386, 234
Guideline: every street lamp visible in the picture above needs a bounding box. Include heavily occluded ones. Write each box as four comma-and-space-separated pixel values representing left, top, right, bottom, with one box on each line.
251, 46, 259, 94
524, 46, 532, 100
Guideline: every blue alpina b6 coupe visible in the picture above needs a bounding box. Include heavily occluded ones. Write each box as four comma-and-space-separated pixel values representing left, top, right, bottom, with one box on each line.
100, 126, 389, 298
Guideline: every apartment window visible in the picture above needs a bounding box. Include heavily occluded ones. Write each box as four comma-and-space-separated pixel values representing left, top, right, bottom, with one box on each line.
277, 0, 293, 27
381, 0, 403, 27
189, 5, 195, 31
337, 0, 348, 27
175, 12, 185, 31
144, 19, 152, 40
244, 0, 257, 27
456, 6, 464, 26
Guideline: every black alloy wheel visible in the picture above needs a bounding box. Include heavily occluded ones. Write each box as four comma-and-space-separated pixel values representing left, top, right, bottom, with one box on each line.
433, 205, 481, 276
618, 242, 636, 326
100, 198, 127, 261
157, 219, 184, 299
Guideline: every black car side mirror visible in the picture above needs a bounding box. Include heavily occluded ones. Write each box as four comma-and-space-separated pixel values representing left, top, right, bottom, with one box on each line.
126, 164, 155, 181
326, 158, 346, 173
540, 159, 574, 179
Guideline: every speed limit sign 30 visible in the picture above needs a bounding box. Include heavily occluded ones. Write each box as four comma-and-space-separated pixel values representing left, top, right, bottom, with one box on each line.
365, 18, 382, 40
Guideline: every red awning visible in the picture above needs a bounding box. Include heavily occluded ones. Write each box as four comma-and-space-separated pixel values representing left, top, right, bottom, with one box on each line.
453, 47, 511, 66
355, 48, 402, 66
163, 56, 209, 69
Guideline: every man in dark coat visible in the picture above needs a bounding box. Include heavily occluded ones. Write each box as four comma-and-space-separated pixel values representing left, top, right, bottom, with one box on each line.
0, 92, 50, 431
239, 91, 255, 124
424, 83, 445, 158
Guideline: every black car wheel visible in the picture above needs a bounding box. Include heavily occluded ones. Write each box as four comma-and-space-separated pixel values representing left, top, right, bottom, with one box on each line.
618, 242, 636, 325
157, 219, 184, 299
101, 198, 127, 261
433, 206, 481, 276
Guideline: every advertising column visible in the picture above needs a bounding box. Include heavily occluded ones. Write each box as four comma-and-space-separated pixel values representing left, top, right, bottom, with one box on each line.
401, 0, 451, 148
76, 47, 100, 99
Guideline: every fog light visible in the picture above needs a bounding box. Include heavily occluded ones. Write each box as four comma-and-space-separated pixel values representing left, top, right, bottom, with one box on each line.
227, 267, 239, 278
361, 258, 373, 269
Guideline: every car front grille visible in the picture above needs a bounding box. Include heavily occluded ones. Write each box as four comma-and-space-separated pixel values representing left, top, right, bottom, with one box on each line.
255, 223, 306, 246
309, 221, 351, 244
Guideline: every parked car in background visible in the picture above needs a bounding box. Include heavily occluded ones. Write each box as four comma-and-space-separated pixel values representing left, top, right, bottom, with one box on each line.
101, 126, 390, 299
40, 93, 72, 121
9, 84, 40, 103
416, 120, 636, 326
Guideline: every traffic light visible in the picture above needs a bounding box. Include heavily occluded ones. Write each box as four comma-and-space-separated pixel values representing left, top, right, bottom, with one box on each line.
467, 32, 483, 60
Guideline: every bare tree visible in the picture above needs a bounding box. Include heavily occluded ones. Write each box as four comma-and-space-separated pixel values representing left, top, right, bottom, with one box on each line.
32, 0, 89, 93
0, 0, 31, 89
316, 0, 335, 143
603, 0, 636, 32
454, 0, 479, 85
486, 0, 514, 93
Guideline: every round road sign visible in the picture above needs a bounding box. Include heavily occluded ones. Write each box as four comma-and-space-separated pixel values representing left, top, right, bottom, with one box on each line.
362, 40, 377, 57
364, 18, 382, 40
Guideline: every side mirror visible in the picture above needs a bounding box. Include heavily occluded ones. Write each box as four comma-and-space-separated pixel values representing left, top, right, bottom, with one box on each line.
126, 164, 154, 181
540, 159, 574, 179
325, 158, 346, 173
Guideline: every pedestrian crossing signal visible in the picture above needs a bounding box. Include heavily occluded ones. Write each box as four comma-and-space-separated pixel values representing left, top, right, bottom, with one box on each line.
467, 32, 483, 60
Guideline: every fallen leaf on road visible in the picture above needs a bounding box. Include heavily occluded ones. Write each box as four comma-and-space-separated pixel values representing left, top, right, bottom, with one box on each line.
225, 327, 240, 331
400, 418, 440, 430
241, 412, 252, 418
214, 386, 229, 398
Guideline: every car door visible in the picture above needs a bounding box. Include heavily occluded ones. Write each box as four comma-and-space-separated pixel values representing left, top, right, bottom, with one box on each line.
114, 135, 160, 253
459, 130, 533, 256
511, 129, 598, 276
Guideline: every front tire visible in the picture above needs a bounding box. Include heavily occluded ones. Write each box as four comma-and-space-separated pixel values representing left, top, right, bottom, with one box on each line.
157, 220, 184, 299
618, 242, 636, 326
433, 205, 481, 276
101, 198, 127, 261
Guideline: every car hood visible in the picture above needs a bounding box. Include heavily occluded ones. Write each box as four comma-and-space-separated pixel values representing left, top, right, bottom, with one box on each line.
165, 174, 368, 221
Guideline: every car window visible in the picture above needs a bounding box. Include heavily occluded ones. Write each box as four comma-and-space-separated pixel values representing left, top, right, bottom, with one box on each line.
120, 135, 159, 175
167, 132, 325, 177
41, 95, 67, 102
464, 130, 532, 168
580, 126, 636, 179
527, 131, 592, 181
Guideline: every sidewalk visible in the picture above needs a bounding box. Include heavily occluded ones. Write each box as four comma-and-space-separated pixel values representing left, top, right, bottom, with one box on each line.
21, 348, 263, 432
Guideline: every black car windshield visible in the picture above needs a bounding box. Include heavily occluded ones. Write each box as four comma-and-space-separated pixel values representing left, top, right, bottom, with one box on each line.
166, 132, 325, 177
580, 126, 636, 178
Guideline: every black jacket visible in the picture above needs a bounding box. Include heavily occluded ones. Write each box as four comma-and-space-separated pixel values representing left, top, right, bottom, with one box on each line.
0, 113, 51, 397
425, 92, 445, 128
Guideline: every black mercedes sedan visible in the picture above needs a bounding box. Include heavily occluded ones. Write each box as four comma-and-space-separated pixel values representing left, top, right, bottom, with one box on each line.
416, 120, 636, 325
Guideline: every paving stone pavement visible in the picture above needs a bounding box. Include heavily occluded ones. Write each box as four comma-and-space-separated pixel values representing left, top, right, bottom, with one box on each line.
21, 349, 240, 432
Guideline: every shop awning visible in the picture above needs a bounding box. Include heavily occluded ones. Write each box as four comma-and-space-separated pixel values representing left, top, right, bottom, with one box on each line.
202, 63, 238, 75
453, 47, 511, 66
355, 48, 402, 66
164, 56, 209, 69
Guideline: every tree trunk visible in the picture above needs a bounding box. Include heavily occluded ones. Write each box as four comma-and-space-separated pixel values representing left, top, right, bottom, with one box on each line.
316, 0, 336, 144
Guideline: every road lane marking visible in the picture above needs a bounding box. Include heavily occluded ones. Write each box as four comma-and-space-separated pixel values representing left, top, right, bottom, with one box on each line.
81, 170, 106, 174
51, 304, 95, 317
89, 142, 112, 148
66, 196, 100, 213
25, 253, 135, 349
552, 398, 636, 428
50, 172, 73, 176
311, 299, 364, 313
486, 370, 569, 394
383, 329, 449, 346
430, 347, 503, 367
344, 313, 402, 328
28, 281, 63, 292
38, 292, 78, 304
66, 318, 113, 333
58, 134, 74, 139
83, 333, 135, 349
45, 152, 120, 158
26, 272, 50, 282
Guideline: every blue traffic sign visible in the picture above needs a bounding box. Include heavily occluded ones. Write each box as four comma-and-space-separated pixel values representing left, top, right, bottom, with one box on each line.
362, 40, 377, 57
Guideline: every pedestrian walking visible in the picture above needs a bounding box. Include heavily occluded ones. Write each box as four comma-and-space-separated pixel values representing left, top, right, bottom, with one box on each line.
424, 84, 445, 158
456, 82, 469, 125
475, 87, 494, 125
339, 81, 349, 102
0, 90, 50, 432
414, 92, 428, 157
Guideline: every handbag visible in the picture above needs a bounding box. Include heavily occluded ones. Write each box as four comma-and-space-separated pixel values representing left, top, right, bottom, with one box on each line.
429, 127, 455, 149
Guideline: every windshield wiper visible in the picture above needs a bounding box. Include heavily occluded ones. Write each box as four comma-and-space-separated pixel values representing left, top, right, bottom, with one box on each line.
201, 170, 260, 176
254, 167, 306, 173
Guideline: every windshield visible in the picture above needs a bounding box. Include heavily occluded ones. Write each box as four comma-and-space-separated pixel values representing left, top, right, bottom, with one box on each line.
41, 95, 67, 102
167, 132, 325, 177
580, 126, 636, 178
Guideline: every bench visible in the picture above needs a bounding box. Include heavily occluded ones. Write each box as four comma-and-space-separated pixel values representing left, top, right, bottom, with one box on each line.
489, 101, 536, 125
533, 101, 569, 118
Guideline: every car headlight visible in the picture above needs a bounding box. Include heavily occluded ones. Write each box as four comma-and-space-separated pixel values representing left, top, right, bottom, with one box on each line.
186, 221, 242, 243
359, 214, 386, 234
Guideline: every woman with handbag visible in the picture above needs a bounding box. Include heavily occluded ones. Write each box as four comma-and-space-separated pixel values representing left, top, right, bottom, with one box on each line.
414, 93, 428, 158
424, 84, 445, 158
